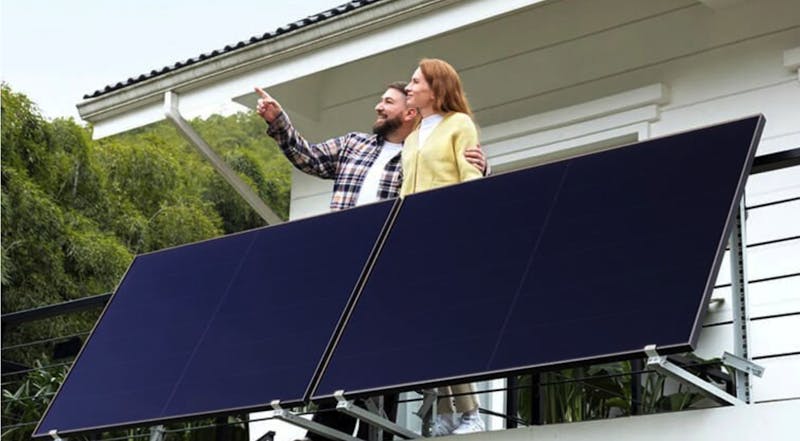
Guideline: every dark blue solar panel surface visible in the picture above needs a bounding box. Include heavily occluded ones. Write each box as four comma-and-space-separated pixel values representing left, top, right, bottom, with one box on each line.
314, 116, 764, 398
35, 200, 395, 437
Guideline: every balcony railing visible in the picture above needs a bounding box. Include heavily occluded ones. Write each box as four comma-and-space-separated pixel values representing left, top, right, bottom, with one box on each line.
3, 147, 798, 441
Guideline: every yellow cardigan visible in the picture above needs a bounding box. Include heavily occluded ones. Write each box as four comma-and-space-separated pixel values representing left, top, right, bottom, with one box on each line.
400, 112, 482, 196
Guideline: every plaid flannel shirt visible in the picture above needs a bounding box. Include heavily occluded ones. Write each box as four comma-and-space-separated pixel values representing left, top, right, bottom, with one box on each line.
267, 112, 402, 211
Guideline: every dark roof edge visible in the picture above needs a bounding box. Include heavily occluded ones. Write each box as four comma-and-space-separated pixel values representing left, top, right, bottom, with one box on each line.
83, 0, 385, 99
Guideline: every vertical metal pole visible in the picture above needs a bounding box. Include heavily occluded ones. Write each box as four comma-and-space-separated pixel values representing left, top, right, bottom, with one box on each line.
505, 376, 519, 429
728, 198, 752, 403
365, 396, 383, 441
416, 390, 436, 437
530, 373, 543, 425
214, 416, 226, 441
630, 359, 642, 415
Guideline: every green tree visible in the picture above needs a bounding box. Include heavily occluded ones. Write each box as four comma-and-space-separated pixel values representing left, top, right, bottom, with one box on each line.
1, 84, 290, 440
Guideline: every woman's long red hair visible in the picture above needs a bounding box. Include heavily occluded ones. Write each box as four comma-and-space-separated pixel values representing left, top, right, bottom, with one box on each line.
419, 58, 473, 117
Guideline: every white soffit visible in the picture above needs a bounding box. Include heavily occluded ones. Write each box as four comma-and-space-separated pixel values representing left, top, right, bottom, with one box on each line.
232, 0, 547, 108
83, 0, 546, 139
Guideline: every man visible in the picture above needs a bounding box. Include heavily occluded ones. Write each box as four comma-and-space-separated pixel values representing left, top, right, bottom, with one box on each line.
254, 83, 487, 440
255, 82, 486, 212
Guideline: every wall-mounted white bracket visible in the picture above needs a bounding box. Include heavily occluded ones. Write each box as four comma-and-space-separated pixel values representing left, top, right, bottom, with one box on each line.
48, 429, 63, 441
334, 390, 418, 439
270, 400, 360, 441
722, 351, 765, 378
644, 345, 745, 406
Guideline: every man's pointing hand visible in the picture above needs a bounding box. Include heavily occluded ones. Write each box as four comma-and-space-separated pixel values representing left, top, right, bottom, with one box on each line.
255, 87, 282, 123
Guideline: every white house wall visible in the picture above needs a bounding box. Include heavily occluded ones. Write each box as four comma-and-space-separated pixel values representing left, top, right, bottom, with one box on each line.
285, 0, 799, 216
276, 0, 799, 438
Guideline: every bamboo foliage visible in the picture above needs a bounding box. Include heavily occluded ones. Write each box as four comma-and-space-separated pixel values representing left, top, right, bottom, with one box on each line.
1, 84, 290, 441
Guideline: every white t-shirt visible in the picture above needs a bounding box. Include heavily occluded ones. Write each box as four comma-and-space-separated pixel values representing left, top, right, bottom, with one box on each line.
356, 141, 403, 206
418, 113, 444, 148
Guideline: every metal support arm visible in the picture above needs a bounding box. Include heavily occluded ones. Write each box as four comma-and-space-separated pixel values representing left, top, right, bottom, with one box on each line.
414, 389, 437, 437
334, 391, 418, 439
270, 400, 360, 441
414, 389, 436, 419
722, 351, 765, 378
644, 345, 745, 406
164, 91, 283, 225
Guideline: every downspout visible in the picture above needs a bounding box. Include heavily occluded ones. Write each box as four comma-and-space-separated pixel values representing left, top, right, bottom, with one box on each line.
163, 91, 283, 225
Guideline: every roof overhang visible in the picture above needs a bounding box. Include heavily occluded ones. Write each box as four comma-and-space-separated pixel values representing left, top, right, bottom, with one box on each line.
78, 0, 546, 139
79, 0, 795, 148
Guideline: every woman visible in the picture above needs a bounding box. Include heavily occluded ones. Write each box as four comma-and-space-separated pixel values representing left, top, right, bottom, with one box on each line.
402, 58, 485, 436
401, 58, 483, 197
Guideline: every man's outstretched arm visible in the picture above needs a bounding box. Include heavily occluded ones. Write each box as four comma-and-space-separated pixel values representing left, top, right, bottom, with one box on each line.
255, 86, 343, 179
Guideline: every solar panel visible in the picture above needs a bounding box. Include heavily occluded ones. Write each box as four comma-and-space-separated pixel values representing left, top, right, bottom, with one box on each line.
35, 116, 764, 435
313, 115, 764, 399
34, 200, 397, 437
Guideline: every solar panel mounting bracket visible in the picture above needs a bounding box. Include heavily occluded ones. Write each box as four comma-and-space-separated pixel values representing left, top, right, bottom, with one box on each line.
721, 351, 765, 378
334, 390, 418, 439
413, 389, 437, 437
414, 389, 436, 419
644, 345, 745, 406
728, 199, 754, 403
270, 400, 361, 441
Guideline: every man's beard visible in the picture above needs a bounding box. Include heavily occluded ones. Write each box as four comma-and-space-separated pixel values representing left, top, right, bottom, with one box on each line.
372, 114, 403, 137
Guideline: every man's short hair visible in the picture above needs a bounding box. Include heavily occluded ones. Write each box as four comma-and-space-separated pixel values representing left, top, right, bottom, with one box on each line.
386, 81, 407, 95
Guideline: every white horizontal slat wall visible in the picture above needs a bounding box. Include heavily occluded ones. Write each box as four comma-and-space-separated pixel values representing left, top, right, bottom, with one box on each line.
696, 196, 800, 403
708, 276, 800, 326
746, 166, 800, 207
715, 239, 800, 286
707, 197, 800, 332
696, 316, 800, 360
744, 199, 800, 244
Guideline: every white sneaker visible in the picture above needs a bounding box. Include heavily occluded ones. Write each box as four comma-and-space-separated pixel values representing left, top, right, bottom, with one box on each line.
431, 413, 459, 437
451, 413, 485, 435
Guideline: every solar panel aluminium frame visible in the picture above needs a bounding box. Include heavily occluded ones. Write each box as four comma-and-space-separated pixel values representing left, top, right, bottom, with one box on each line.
685, 115, 764, 350
301, 198, 403, 403
309, 115, 766, 401
33, 253, 151, 438
33, 199, 402, 438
